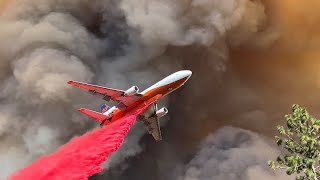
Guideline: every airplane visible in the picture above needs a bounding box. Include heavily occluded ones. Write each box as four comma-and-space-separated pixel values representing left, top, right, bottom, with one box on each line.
67, 70, 192, 141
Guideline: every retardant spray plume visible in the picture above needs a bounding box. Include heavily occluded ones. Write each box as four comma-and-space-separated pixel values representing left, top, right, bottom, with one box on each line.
8, 105, 147, 180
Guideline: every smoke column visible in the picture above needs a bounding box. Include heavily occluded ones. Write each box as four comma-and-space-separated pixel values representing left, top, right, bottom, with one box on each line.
9, 105, 148, 180
93, 0, 320, 180
1, 0, 320, 180
177, 127, 291, 180
0, 0, 169, 178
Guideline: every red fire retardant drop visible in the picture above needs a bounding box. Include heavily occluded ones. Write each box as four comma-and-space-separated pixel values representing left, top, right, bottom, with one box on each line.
9, 106, 147, 180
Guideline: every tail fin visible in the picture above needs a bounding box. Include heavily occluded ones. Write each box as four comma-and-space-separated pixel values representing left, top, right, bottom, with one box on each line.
100, 104, 110, 113
79, 108, 107, 123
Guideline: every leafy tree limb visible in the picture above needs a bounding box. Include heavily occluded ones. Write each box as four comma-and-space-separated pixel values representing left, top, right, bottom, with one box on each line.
268, 104, 320, 180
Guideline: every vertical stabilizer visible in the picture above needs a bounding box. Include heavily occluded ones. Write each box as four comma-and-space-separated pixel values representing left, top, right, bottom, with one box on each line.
101, 104, 110, 113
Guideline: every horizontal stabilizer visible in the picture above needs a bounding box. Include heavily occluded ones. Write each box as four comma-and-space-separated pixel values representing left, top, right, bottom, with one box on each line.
79, 108, 107, 123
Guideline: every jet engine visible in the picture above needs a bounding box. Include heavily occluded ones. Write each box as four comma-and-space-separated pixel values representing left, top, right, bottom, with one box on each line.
156, 107, 168, 117
103, 106, 116, 116
124, 86, 139, 96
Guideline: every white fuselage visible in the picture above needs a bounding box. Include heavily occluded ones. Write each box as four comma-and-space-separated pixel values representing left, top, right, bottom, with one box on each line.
141, 70, 192, 94
103, 70, 192, 116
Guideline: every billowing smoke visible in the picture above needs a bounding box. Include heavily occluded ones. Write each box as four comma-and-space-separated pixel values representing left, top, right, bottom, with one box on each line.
1, 0, 318, 179
93, 0, 320, 179
177, 127, 290, 180
0, 0, 153, 177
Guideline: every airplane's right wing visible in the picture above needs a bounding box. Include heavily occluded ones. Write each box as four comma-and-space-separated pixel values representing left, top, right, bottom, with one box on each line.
67, 80, 143, 110
68, 81, 124, 101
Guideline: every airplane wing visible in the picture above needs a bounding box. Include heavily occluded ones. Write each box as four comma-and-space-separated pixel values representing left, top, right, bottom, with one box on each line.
141, 116, 162, 141
138, 101, 163, 142
67, 80, 142, 109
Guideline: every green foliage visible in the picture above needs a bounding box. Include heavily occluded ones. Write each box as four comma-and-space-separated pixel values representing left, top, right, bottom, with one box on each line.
268, 104, 320, 180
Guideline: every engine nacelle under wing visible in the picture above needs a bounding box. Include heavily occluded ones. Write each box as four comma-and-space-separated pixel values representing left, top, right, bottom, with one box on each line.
156, 107, 168, 117
124, 86, 139, 96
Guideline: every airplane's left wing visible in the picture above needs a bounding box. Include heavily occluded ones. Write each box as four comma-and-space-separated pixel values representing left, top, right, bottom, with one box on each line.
141, 116, 162, 141
136, 96, 164, 142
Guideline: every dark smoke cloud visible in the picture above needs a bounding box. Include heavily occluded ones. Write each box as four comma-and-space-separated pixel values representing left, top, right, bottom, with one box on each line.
0, 0, 178, 177
1, 0, 317, 179
177, 127, 290, 180
0, 0, 123, 177
93, 0, 320, 180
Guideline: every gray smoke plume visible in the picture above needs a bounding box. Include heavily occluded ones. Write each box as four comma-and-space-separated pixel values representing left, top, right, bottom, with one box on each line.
0, 0, 180, 177
177, 127, 291, 180
1, 0, 313, 179
0, 0, 127, 177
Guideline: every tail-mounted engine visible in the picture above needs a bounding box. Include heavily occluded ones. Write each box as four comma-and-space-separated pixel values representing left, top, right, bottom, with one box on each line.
103, 106, 116, 117
124, 86, 139, 96
156, 107, 168, 117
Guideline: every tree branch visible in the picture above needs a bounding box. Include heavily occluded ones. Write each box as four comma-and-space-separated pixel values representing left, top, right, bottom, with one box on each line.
284, 133, 303, 149
312, 165, 318, 180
